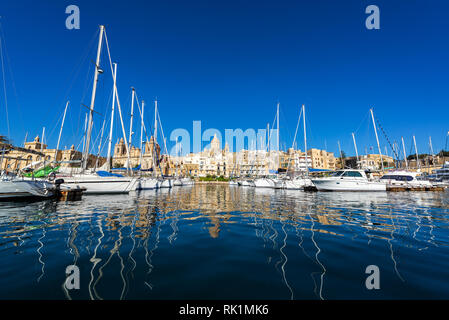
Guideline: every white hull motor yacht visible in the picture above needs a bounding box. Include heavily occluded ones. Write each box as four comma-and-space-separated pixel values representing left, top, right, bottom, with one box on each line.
311, 169, 386, 192
0, 175, 57, 200
380, 170, 433, 188
60, 171, 139, 194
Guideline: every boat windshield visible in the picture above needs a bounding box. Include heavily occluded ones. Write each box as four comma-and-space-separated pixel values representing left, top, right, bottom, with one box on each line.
330, 171, 345, 177
381, 175, 413, 181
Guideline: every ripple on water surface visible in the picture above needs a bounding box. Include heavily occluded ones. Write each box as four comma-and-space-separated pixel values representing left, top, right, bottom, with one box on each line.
0, 185, 448, 299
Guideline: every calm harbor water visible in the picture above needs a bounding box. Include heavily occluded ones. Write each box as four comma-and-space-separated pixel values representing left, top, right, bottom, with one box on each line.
0, 184, 448, 300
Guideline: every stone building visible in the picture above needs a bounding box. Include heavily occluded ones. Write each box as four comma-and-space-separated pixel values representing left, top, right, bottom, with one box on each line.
307, 148, 337, 170
112, 136, 166, 173
1, 136, 104, 172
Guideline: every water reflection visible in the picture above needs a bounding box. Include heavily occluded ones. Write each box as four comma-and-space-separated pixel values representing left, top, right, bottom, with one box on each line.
0, 186, 448, 299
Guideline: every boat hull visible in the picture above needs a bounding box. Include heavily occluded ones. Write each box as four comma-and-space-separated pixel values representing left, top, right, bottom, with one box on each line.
312, 178, 386, 192
254, 178, 275, 188
159, 179, 173, 188
137, 178, 158, 190
0, 179, 55, 201
61, 176, 139, 194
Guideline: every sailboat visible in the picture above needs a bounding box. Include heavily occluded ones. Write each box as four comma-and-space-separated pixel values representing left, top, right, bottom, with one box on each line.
60, 26, 139, 194
273, 104, 312, 190
254, 103, 281, 188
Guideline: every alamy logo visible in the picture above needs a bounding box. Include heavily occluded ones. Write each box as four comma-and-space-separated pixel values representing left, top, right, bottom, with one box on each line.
365, 5, 380, 30
65, 5, 80, 30
365, 265, 380, 290
65, 265, 80, 290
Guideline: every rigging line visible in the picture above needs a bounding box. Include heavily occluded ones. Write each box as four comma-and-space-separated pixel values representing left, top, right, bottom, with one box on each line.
60, 28, 99, 108
133, 92, 153, 143
71, 62, 95, 146
354, 110, 370, 135
374, 113, 400, 161
0, 34, 10, 139
104, 29, 132, 172
0, 20, 25, 138
285, 107, 303, 174
157, 108, 169, 155
278, 106, 292, 150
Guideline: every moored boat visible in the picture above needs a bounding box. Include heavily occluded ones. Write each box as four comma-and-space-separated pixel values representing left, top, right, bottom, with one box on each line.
311, 169, 386, 192
60, 171, 139, 194
0, 175, 58, 201
380, 170, 433, 188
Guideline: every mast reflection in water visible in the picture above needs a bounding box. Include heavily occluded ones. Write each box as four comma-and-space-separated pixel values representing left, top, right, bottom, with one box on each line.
0, 185, 448, 299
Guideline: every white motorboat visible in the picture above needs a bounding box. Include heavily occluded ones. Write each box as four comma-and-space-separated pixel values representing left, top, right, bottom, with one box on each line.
311, 169, 386, 192
0, 175, 57, 200
254, 178, 275, 188
380, 170, 433, 188
60, 171, 139, 194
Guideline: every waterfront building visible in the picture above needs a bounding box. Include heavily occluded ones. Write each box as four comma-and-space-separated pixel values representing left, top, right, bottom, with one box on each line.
112, 136, 163, 173
307, 148, 337, 170
1, 135, 104, 172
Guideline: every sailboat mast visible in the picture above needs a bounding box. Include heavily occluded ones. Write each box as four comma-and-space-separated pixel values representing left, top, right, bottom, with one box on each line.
370, 108, 384, 171
277, 102, 280, 170
82, 113, 87, 153
83, 25, 105, 170
55, 101, 69, 162
106, 62, 117, 172
352, 132, 359, 168
413, 135, 420, 169
139, 100, 145, 168
129, 87, 135, 148
40, 127, 45, 153
154, 99, 158, 143
266, 123, 270, 151
303, 104, 308, 174
401, 137, 408, 169
337, 140, 342, 169
429, 136, 435, 166
152, 99, 158, 176
23, 132, 27, 147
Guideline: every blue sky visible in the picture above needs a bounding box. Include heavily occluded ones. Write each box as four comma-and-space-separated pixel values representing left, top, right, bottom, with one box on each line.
0, 0, 448, 158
